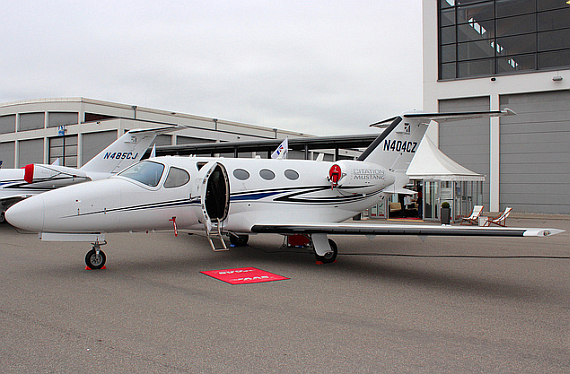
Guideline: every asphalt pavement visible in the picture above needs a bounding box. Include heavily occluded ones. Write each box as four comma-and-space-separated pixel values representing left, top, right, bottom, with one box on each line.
1, 217, 569, 373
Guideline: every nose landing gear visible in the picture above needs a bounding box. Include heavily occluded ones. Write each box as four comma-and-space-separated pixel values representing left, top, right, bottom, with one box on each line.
85, 241, 107, 270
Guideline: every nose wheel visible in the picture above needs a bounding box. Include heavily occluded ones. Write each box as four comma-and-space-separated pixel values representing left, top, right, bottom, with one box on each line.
85, 242, 107, 269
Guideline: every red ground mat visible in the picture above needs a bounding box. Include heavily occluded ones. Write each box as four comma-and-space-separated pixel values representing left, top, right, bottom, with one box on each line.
200, 267, 289, 285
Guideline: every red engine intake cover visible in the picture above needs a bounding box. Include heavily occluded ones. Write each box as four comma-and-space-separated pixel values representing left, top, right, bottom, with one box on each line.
329, 164, 342, 185
24, 164, 34, 184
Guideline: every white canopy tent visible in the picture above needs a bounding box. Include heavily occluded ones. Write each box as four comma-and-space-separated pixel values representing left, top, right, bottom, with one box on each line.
405, 136, 484, 221
406, 137, 484, 181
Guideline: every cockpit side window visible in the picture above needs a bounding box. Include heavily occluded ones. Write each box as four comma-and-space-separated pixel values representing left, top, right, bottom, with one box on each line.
164, 167, 190, 188
118, 161, 165, 187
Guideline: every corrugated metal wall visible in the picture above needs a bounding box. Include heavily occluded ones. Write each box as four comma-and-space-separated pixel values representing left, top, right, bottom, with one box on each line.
499, 91, 570, 214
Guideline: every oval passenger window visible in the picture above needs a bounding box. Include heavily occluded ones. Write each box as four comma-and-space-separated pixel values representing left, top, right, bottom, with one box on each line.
233, 169, 250, 180
259, 169, 275, 180
284, 169, 299, 180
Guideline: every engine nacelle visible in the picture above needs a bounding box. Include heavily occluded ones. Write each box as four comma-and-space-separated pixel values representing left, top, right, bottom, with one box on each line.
327, 160, 395, 194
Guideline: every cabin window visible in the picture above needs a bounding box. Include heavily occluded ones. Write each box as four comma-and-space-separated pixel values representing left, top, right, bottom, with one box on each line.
164, 167, 190, 188
259, 169, 275, 180
284, 169, 299, 180
118, 161, 164, 187
233, 168, 250, 180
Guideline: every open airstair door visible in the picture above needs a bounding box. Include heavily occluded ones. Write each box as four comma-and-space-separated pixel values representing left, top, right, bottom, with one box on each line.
195, 162, 230, 250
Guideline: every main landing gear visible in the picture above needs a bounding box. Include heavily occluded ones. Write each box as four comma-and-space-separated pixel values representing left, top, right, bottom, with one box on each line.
284, 234, 338, 264
315, 239, 338, 264
85, 241, 107, 269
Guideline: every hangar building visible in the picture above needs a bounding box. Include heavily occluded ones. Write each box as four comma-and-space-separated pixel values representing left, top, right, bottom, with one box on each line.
423, 0, 570, 215
0, 98, 305, 168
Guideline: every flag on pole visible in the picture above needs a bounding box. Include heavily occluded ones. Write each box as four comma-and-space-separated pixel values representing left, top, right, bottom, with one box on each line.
271, 138, 288, 159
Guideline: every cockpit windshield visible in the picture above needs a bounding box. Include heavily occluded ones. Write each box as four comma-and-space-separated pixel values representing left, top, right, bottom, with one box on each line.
118, 160, 165, 187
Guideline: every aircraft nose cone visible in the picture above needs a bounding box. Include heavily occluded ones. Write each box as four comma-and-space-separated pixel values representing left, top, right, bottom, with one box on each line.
5, 195, 45, 232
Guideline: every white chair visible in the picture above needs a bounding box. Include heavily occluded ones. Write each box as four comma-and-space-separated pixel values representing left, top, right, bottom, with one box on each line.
483, 207, 512, 227
460, 205, 484, 225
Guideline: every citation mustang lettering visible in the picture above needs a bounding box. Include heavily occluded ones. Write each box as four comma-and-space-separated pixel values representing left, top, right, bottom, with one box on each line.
6, 109, 563, 270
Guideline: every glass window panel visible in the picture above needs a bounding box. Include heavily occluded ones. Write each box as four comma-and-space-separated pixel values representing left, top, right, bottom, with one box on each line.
65, 145, 77, 156
457, 2, 494, 24
538, 49, 570, 69
64, 135, 78, 146
63, 156, 77, 168
458, 40, 495, 60
440, 26, 456, 44
50, 147, 64, 157
539, 29, 570, 51
50, 137, 64, 147
458, 20, 494, 41
441, 9, 455, 26
538, 8, 570, 32
164, 167, 190, 188
538, 0, 568, 11
496, 34, 537, 55
497, 54, 536, 73
119, 161, 165, 187
440, 62, 456, 79
496, 14, 536, 36
496, 0, 536, 17
441, 44, 456, 63
458, 58, 494, 77
440, 0, 455, 9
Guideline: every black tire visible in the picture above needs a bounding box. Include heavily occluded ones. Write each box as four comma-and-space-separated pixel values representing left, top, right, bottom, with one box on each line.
230, 234, 249, 246
85, 249, 106, 269
0, 211, 5, 224
315, 239, 338, 263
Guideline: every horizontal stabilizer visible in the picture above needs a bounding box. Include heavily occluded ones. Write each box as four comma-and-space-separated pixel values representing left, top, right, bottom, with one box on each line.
371, 108, 515, 128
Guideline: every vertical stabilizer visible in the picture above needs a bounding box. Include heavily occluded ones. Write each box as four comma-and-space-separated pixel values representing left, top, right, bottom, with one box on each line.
80, 127, 174, 175
359, 109, 515, 191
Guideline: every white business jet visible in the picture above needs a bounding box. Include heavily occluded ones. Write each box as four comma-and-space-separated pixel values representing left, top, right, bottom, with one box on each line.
0, 127, 173, 222
5, 110, 563, 269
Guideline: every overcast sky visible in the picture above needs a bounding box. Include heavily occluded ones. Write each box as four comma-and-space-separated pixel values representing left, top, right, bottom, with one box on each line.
1, 0, 423, 136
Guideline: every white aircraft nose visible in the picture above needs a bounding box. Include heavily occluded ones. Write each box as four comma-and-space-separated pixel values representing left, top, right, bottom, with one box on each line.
5, 195, 45, 231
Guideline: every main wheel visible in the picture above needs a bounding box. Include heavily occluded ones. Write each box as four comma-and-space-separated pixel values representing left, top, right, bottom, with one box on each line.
230, 234, 249, 246
315, 239, 338, 263
85, 248, 106, 269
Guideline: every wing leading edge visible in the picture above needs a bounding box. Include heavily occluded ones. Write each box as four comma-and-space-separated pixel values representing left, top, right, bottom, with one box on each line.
251, 223, 563, 238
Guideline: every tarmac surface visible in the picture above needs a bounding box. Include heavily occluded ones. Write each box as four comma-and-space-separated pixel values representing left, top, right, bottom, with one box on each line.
1, 217, 569, 373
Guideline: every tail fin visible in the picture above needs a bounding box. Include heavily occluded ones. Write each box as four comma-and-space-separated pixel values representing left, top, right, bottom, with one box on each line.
80, 127, 175, 175
359, 109, 515, 191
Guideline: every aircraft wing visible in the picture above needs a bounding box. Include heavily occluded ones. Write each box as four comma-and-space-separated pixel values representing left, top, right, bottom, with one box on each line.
0, 194, 31, 207
251, 222, 563, 238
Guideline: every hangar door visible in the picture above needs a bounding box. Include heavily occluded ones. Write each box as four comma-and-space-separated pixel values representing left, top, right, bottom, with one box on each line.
500, 91, 570, 215
438, 97, 491, 209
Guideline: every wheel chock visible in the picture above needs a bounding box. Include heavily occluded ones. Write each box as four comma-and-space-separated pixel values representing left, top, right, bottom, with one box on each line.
315, 260, 337, 265
85, 265, 107, 270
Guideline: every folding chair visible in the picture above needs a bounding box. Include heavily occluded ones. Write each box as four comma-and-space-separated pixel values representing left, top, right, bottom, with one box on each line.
482, 207, 512, 227
460, 205, 484, 225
